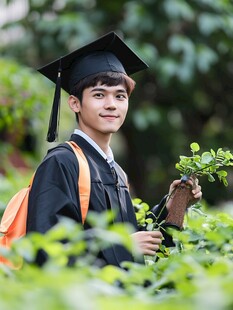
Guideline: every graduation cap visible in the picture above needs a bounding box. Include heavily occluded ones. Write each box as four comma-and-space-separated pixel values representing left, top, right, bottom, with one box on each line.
38, 31, 148, 142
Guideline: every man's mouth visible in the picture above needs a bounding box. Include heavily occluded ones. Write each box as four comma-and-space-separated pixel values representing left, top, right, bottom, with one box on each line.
100, 114, 119, 120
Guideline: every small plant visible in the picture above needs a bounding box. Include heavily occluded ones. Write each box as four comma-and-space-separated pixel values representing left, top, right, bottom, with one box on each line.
165, 143, 233, 229
135, 143, 233, 237
133, 143, 233, 264
175, 142, 233, 186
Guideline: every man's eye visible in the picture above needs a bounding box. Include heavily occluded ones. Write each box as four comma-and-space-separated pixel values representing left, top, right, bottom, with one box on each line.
94, 93, 104, 98
117, 94, 127, 99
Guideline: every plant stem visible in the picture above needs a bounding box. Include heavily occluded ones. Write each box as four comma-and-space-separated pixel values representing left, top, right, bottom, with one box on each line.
185, 162, 223, 175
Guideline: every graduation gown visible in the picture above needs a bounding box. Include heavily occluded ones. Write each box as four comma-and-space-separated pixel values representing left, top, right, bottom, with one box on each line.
26, 134, 138, 267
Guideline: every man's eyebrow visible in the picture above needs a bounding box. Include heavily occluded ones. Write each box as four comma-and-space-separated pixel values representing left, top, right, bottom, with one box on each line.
116, 89, 127, 93
90, 87, 127, 93
90, 87, 106, 92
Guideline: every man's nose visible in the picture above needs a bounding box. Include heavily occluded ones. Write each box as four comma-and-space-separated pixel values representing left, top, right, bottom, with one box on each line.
104, 96, 117, 109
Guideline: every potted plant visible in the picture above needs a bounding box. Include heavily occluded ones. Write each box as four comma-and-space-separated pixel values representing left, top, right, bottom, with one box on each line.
165, 142, 233, 229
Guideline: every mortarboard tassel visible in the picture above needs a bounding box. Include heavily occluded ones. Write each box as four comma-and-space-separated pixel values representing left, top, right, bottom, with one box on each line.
46, 59, 62, 142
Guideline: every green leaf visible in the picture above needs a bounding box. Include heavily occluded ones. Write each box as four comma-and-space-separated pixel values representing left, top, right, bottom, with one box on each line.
190, 142, 200, 152
222, 178, 228, 187
145, 218, 153, 224
210, 149, 216, 157
99, 265, 126, 284
147, 223, 154, 231
216, 170, 228, 177
207, 173, 215, 182
201, 152, 214, 164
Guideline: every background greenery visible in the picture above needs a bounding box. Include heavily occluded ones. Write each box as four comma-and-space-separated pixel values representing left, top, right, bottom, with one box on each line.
1, 0, 233, 207
0, 1, 233, 309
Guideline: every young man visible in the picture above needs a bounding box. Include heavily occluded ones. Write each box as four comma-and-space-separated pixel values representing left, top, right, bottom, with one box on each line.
26, 32, 202, 266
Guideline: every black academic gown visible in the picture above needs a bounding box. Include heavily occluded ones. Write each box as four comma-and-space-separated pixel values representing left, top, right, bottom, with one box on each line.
26, 134, 138, 267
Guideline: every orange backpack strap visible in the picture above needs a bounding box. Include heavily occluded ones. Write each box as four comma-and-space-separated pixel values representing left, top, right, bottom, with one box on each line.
66, 141, 91, 224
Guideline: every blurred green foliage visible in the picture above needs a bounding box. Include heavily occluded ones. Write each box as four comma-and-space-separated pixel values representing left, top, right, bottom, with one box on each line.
1, 0, 233, 206
0, 206, 232, 309
0, 58, 50, 136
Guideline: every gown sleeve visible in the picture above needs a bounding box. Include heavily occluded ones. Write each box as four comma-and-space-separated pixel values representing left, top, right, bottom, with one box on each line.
150, 195, 175, 247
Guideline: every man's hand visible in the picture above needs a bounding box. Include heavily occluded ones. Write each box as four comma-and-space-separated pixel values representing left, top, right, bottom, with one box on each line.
166, 177, 202, 210
131, 231, 163, 256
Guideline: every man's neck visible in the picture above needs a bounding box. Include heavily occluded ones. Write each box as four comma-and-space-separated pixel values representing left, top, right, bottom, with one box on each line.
76, 128, 112, 155
96, 136, 112, 154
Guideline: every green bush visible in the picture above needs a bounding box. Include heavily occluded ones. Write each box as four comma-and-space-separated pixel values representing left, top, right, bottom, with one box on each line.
0, 58, 51, 136
0, 205, 232, 309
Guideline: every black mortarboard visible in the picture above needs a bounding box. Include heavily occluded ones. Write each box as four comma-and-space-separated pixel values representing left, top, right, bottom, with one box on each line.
38, 31, 148, 142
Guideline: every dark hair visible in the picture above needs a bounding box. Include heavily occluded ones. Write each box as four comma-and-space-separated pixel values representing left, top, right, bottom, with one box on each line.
70, 71, 136, 122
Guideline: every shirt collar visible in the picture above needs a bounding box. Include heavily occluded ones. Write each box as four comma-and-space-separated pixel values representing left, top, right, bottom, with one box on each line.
74, 129, 114, 165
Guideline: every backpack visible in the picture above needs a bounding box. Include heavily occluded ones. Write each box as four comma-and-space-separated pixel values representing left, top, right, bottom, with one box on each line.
0, 141, 90, 266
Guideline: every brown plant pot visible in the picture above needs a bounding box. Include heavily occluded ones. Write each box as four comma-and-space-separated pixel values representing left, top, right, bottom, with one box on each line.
165, 175, 197, 230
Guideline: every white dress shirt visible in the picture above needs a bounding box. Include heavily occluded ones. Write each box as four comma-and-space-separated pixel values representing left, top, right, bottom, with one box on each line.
74, 129, 115, 167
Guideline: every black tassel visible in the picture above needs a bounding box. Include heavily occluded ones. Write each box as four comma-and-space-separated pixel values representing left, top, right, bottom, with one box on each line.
47, 59, 62, 142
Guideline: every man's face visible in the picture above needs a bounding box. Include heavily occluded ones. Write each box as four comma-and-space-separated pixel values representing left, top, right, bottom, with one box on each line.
76, 82, 129, 140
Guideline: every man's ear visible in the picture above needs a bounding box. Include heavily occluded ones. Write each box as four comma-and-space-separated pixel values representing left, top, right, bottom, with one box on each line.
68, 95, 81, 113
